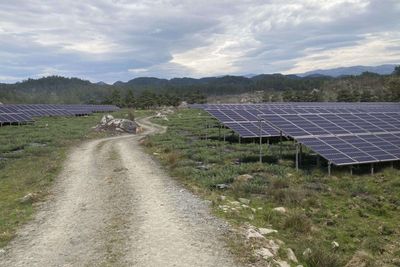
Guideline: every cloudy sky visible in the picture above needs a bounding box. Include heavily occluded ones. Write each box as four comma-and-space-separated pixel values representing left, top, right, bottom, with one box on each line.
1, 0, 399, 83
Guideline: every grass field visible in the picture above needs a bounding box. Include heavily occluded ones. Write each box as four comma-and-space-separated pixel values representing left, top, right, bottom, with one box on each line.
145, 109, 400, 267
0, 109, 149, 248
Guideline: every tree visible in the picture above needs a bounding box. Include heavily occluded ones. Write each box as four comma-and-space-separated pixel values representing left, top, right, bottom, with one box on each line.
392, 65, 400, 76
125, 89, 136, 108
336, 89, 357, 102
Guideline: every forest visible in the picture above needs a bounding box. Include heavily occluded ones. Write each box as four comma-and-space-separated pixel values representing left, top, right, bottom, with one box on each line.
0, 66, 399, 108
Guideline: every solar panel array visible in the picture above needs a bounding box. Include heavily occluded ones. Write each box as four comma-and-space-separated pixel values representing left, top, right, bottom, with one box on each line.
192, 102, 400, 166
0, 104, 119, 125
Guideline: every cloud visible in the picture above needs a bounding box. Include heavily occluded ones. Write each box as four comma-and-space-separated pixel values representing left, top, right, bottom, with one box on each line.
0, 0, 399, 83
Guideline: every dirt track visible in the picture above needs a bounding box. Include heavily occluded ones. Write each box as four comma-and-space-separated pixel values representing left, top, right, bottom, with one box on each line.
0, 117, 240, 267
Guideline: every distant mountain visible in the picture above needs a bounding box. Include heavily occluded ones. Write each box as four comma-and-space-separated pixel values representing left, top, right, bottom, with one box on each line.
298, 64, 398, 77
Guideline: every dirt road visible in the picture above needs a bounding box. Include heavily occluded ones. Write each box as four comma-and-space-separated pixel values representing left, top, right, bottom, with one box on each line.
0, 117, 240, 267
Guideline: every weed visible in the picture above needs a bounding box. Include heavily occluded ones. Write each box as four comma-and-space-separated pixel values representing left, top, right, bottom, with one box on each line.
283, 211, 312, 234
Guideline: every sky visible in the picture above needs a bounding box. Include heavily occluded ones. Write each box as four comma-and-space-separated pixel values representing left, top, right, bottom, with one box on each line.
0, 0, 400, 83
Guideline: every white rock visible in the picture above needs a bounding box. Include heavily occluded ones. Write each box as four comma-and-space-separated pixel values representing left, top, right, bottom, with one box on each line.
258, 228, 278, 235
273, 260, 291, 267
273, 207, 287, 213
251, 208, 256, 213
219, 195, 226, 201
238, 198, 250, 205
303, 248, 312, 257
234, 174, 253, 182
255, 248, 274, 260
246, 228, 265, 240
20, 193, 35, 204
287, 248, 298, 263
0, 249, 5, 255
332, 241, 339, 249
265, 239, 280, 254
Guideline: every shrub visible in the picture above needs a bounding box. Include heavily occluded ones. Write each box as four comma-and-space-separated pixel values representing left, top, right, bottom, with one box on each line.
304, 246, 343, 267
283, 211, 312, 234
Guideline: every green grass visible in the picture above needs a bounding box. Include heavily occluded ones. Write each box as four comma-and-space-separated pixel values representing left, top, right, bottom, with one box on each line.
0, 108, 151, 248
144, 109, 400, 266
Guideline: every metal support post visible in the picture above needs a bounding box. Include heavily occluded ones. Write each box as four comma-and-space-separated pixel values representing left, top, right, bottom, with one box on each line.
295, 143, 299, 172
259, 118, 262, 163
299, 144, 303, 166
371, 163, 374, 175
279, 131, 283, 159
316, 155, 320, 168
350, 165, 353, 175
328, 162, 332, 176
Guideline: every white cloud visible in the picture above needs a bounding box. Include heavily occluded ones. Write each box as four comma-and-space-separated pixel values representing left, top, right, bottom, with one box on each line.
0, 0, 399, 83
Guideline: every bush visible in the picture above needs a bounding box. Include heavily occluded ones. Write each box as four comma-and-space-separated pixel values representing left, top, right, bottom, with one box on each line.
283, 211, 312, 234
305, 246, 343, 267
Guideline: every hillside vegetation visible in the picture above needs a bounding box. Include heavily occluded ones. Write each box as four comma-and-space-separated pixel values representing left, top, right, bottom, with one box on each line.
1, 66, 399, 107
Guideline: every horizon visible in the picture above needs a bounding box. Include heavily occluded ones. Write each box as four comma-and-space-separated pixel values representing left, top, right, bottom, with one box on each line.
1, 1, 400, 83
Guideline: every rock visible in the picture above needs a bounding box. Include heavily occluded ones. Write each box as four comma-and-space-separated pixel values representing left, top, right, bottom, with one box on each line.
287, 248, 298, 263
345, 250, 372, 267
100, 114, 114, 124
251, 208, 256, 213
219, 195, 226, 201
258, 228, 278, 235
234, 174, 253, 183
273, 207, 287, 213
273, 260, 290, 267
0, 249, 5, 255
238, 198, 250, 205
20, 193, 37, 204
215, 184, 230, 190
265, 239, 280, 254
303, 248, 312, 258
255, 248, 274, 260
246, 228, 265, 240
331, 241, 339, 249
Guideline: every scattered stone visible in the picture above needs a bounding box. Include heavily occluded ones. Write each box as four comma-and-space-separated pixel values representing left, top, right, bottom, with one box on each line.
248, 214, 254, 220
234, 174, 253, 183
241, 204, 249, 208
251, 208, 256, 213
287, 248, 298, 263
265, 239, 280, 254
0, 249, 5, 255
331, 241, 339, 249
238, 198, 250, 205
275, 239, 285, 246
246, 228, 265, 240
219, 195, 226, 201
345, 250, 372, 267
19, 193, 37, 204
257, 207, 263, 210
258, 228, 278, 235
229, 201, 240, 206
215, 183, 230, 190
255, 248, 274, 260
273, 260, 290, 267
303, 248, 312, 258
273, 207, 287, 213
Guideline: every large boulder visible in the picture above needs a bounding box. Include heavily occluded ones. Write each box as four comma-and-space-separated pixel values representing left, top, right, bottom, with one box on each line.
96, 115, 138, 134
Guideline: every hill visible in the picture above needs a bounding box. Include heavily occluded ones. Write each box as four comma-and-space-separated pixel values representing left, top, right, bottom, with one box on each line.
298, 64, 398, 77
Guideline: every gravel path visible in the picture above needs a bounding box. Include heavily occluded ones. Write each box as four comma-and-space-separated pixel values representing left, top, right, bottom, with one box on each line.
0, 117, 241, 267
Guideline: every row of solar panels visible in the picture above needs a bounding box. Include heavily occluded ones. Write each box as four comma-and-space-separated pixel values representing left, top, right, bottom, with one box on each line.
0, 104, 119, 124
192, 103, 400, 166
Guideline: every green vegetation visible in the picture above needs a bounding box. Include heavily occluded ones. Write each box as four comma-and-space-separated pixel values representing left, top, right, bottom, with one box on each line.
1, 67, 399, 106
144, 109, 400, 266
0, 109, 148, 248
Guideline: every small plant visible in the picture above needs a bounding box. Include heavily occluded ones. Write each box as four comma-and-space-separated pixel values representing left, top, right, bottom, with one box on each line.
304, 246, 344, 267
283, 211, 312, 234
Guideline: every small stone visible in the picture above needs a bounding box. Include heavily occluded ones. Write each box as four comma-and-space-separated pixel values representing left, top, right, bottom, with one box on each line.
287, 248, 298, 263
303, 248, 312, 257
273, 260, 290, 267
251, 208, 256, 213
257, 207, 263, 210
273, 207, 287, 213
255, 248, 274, 260
258, 228, 278, 235
215, 183, 230, 190
265, 239, 280, 254
20, 193, 36, 204
331, 241, 339, 249
219, 195, 226, 201
246, 228, 265, 239
0, 249, 5, 255
238, 198, 250, 205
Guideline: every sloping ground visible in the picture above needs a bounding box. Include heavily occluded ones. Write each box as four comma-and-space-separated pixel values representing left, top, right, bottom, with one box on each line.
0, 117, 240, 267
